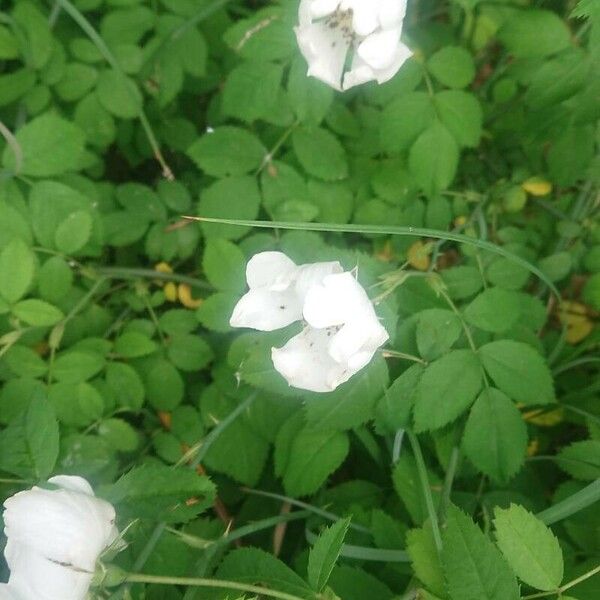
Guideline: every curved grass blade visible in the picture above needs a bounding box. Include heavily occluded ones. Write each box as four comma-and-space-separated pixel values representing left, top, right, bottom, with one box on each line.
537, 479, 600, 525
184, 216, 560, 299
305, 527, 410, 562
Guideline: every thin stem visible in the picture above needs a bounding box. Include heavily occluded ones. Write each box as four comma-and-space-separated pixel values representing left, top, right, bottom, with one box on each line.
93, 266, 212, 290
382, 349, 427, 365
407, 431, 443, 554
124, 573, 309, 600
439, 446, 460, 524
522, 563, 600, 599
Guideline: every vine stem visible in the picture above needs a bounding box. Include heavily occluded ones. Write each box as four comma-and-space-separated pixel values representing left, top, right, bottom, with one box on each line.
124, 573, 309, 600
406, 431, 443, 554
522, 562, 600, 599
382, 349, 427, 365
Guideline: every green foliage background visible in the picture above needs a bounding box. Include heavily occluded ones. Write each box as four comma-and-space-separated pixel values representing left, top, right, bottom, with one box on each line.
0, 0, 599, 598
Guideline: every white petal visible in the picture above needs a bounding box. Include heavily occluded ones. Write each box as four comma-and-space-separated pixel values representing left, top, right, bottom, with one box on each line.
349, 0, 380, 36
272, 327, 349, 393
246, 251, 297, 290
357, 28, 402, 70
296, 23, 349, 91
230, 287, 303, 331
303, 272, 374, 328
3, 484, 116, 572
373, 41, 412, 83
378, 0, 408, 27
294, 261, 343, 301
0, 584, 22, 600
309, 0, 340, 19
342, 61, 375, 89
7, 544, 92, 600
47, 475, 94, 496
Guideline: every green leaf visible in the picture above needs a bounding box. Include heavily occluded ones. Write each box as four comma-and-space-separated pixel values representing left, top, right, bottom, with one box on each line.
409, 121, 459, 198
106, 362, 145, 410
288, 56, 334, 124
222, 61, 287, 124
442, 506, 520, 600
463, 388, 527, 483
308, 517, 351, 592
198, 176, 261, 240
0, 237, 35, 303
167, 334, 214, 372
304, 356, 389, 431
13, 299, 64, 327
393, 453, 442, 525
38, 256, 73, 304
143, 358, 184, 410
494, 504, 563, 591
435, 90, 483, 148
407, 523, 446, 598
96, 70, 142, 119
479, 340, 554, 405
203, 239, 247, 293
464, 287, 521, 333
2, 113, 86, 177
13, 1, 52, 69
329, 566, 394, 600
283, 426, 349, 497
416, 308, 462, 361
557, 440, 600, 481
53, 351, 105, 383
103, 463, 215, 523
428, 46, 475, 89
54, 210, 93, 254
377, 364, 424, 432
413, 349, 483, 432
499, 9, 571, 58
114, 331, 158, 358
217, 548, 314, 599
441, 266, 484, 300
380, 92, 435, 153
292, 126, 348, 181
0, 395, 59, 480
187, 127, 266, 177
48, 382, 104, 427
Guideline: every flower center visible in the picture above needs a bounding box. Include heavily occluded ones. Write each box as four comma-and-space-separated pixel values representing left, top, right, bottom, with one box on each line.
325, 8, 357, 43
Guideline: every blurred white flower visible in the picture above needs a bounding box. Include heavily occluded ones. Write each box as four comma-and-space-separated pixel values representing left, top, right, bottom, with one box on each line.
2, 475, 119, 600
272, 272, 389, 392
230, 251, 343, 331
295, 0, 412, 91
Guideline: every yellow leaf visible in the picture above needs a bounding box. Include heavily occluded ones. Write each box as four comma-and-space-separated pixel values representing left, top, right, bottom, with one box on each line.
558, 301, 594, 345
375, 240, 396, 262
178, 283, 203, 309
523, 407, 564, 427
527, 439, 540, 457
522, 177, 552, 197
154, 261, 173, 274
164, 282, 178, 302
408, 241, 431, 271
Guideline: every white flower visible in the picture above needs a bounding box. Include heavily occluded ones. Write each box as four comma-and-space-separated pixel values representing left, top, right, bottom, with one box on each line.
295, 0, 412, 91
230, 251, 343, 331
272, 272, 389, 392
2, 475, 119, 600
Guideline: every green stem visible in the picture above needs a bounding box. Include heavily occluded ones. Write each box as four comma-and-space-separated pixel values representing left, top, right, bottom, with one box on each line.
407, 431, 443, 554
439, 446, 460, 524
522, 562, 600, 599
382, 349, 427, 365
124, 573, 309, 600
93, 267, 212, 290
